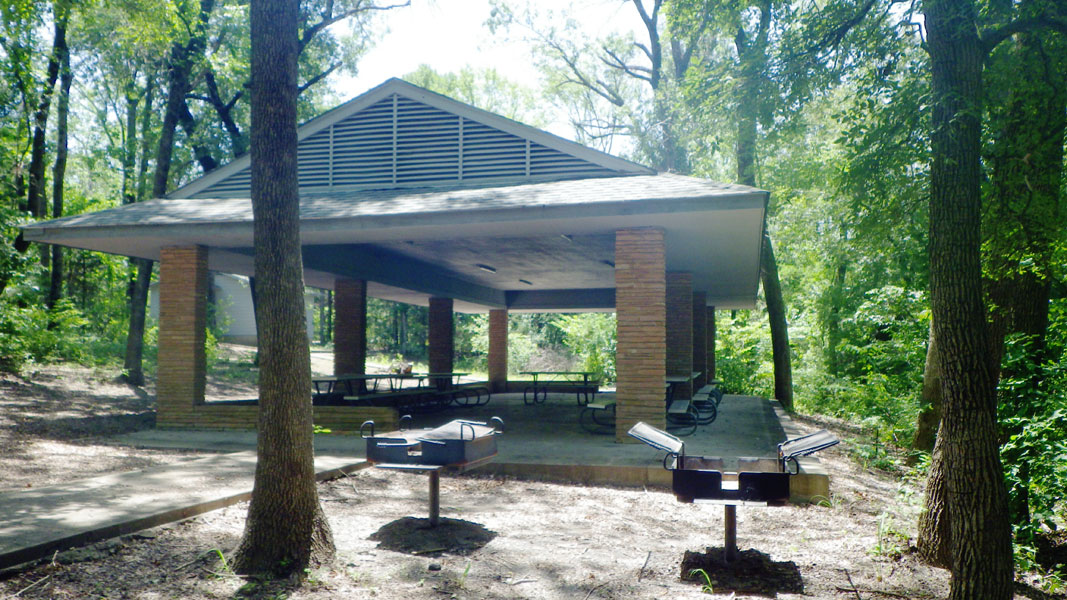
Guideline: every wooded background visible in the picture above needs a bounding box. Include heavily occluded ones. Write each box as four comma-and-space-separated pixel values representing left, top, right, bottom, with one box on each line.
2, 0, 1066, 596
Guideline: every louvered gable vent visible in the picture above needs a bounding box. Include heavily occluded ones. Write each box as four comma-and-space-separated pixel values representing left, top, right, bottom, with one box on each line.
192, 93, 624, 197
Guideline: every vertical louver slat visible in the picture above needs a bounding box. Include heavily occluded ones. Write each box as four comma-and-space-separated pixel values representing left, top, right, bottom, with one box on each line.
188, 92, 624, 197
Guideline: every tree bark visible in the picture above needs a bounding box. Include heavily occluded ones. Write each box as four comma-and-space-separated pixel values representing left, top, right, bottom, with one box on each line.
25, 3, 68, 222
923, 0, 1014, 596
917, 419, 951, 567
47, 43, 72, 310
761, 234, 793, 409
232, 0, 335, 576
912, 320, 942, 452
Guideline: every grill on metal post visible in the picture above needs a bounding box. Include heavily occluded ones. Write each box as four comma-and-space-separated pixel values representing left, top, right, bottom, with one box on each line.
628, 422, 838, 560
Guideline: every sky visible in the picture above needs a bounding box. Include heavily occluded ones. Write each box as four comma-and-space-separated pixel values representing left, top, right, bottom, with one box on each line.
330, 0, 645, 138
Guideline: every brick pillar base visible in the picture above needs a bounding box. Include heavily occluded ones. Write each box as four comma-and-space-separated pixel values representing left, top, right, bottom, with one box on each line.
429, 298, 454, 389
334, 279, 367, 377
158, 246, 208, 423
666, 272, 694, 400
693, 292, 708, 390
488, 309, 508, 393
615, 228, 666, 441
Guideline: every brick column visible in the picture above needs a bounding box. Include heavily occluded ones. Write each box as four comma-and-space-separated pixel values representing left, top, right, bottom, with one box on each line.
488, 309, 508, 393
334, 278, 367, 377
693, 291, 707, 390
429, 297, 454, 388
157, 246, 208, 421
707, 306, 717, 381
666, 272, 694, 400
615, 227, 666, 441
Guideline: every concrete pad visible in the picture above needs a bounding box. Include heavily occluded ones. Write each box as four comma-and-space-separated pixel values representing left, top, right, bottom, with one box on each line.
0, 393, 831, 570
0, 452, 367, 569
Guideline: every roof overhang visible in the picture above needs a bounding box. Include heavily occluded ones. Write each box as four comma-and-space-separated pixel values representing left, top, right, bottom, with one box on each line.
22, 174, 767, 311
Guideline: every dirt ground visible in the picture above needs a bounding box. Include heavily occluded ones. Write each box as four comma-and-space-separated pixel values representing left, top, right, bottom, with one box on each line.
0, 360, 1061, 599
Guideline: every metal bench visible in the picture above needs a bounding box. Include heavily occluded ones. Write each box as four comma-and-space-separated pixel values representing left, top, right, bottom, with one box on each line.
579, 401, 616, 434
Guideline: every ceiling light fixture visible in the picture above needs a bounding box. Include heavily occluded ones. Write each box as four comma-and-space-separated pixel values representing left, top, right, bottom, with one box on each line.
476, 264, 497, 273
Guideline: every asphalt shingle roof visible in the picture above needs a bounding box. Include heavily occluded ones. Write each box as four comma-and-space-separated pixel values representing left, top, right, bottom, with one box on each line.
23, 173, 763, 232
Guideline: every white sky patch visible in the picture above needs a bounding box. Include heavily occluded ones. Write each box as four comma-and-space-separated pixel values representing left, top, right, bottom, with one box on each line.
331, 0, 645, 141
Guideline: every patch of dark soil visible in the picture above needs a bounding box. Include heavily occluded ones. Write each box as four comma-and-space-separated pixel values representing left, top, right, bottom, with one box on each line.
368, 517, 495, 557
1036, 530, 1067, 573
16, 412, 156, 439
680, 547, 803, 597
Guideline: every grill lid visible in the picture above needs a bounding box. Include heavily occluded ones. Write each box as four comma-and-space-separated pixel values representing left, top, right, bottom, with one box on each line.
419, 418, 502, 442
628, 422, 685, 455
778, 429, 838, 459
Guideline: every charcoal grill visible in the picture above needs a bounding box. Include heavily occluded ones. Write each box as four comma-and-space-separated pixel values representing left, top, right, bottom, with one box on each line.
361, 415, 503, 526
629, 421, 838, 560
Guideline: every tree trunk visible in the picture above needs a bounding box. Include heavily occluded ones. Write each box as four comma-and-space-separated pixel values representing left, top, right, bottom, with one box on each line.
124, 0, 215, 384
47, 44, 72, 310
25, 4, 68, 222
912, 320, 942, 452
136, 82, 155, 202
917, 419, 951, 567
122, 86, 140, 206
123, 259, 153, 384
923, 0, 1014, 596
824, 261, 847, 377
232, 0, 335, 576
761, 234, 793, 409
734, 9, 791, 409
985, 29, 1065, 362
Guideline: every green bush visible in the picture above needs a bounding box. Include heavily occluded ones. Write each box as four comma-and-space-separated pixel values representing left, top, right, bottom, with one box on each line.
997, 333, 1067, 545
551, 313, 616, 384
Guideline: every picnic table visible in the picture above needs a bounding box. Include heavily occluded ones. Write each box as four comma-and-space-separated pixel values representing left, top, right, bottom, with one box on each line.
312, 373, 395, 396
519, 371, 599, 405
665, 371, 701, 402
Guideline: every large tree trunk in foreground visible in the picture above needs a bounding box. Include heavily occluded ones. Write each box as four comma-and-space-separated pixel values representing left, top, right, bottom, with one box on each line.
231, 0, 334, 576
923, 0, 1013, 596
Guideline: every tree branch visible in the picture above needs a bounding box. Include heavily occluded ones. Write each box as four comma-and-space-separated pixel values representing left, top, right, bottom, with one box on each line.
600, 46, 653, 83
980, 16, 1067, 55
299, 0, 411, 53
299, 62, 341, 95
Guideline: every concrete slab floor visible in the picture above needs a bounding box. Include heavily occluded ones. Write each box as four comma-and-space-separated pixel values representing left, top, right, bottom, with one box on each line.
0, 394, 825, 570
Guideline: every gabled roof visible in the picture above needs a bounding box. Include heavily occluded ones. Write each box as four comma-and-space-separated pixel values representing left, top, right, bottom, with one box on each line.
172, 78, 655, 199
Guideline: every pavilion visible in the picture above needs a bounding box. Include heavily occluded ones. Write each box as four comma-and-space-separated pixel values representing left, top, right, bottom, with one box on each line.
21, 78, 768, 442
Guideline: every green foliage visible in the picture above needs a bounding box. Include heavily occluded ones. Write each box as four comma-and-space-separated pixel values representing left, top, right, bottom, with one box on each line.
688, 568, 715, 594
715, 310, 773, 397
551, 313, 616, 384
998, 332, 1067, 544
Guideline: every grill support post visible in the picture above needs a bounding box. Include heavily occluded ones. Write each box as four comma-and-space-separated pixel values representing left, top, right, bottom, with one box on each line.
428, 469, 441, 527
724, 505, 737, 561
